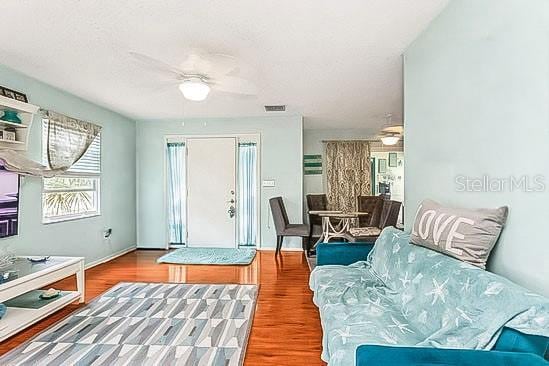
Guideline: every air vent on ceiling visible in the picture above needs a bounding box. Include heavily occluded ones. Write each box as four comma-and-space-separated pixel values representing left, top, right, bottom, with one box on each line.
264, 105, 286, 112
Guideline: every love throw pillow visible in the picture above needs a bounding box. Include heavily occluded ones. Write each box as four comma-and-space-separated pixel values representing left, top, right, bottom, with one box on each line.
410, 199, 508, 269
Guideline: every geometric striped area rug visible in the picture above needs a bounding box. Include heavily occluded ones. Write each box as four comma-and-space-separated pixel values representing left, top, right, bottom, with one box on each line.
1, 282, 258, 366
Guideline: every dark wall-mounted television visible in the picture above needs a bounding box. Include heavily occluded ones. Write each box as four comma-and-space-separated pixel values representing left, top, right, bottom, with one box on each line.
0, 166, 20, 238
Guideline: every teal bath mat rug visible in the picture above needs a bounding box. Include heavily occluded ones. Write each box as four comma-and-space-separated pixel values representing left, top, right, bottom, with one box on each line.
157, 247, 256, 265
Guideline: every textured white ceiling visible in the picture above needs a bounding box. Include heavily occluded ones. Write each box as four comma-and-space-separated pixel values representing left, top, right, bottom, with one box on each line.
0, 0, 448, 129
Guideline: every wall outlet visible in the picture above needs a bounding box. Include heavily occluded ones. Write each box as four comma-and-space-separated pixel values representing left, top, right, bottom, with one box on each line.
103, 228, 112, 245
104, 228, 112, 238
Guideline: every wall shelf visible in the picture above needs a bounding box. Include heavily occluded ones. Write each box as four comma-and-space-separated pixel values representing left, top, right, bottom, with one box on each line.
0, 95, 40, 151
0, 95, 39, 115
0, 139, 24, 145
0, 120, 28, 129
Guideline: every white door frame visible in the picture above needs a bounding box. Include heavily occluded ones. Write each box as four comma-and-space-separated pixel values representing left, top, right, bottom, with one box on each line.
163, 133, 262, 249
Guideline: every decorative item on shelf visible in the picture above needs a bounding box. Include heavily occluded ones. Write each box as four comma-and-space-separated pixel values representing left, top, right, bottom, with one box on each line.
27, 256, 50, 263
0, 86, 28, 103
39, 288, 61, 300
0, 110, 22, 124
14, 92, 28, 103
0, 270, 18, 283
4, 127, 16, 141
1, 88, 15, 99
0, 303, 6, 319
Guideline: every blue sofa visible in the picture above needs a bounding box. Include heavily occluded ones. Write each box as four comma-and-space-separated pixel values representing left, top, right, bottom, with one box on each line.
310, 228, 549, 366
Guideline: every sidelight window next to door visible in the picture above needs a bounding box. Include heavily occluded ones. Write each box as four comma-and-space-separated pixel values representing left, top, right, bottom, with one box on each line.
167, 142, 186, 245
237, 143, 258, 247
166, 140, 258, 247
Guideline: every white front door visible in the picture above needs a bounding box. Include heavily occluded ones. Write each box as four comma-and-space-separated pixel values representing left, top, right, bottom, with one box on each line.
186, 137, 237, 248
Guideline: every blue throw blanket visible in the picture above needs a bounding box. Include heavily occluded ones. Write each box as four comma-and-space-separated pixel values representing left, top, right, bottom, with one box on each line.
309, 228, 549, 366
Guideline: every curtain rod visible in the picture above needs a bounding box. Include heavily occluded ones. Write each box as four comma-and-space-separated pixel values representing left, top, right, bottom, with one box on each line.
321, 139, 379, 143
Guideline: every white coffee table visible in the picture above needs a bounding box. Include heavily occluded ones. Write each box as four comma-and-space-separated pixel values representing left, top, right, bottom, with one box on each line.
0, 256, 85, 341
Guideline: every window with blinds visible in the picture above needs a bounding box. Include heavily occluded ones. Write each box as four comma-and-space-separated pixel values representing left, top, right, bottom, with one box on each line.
42, 118, 101, 223
41, 119, 101, 175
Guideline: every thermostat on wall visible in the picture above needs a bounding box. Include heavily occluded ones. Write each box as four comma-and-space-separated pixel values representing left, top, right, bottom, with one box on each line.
262, 179, 276, 187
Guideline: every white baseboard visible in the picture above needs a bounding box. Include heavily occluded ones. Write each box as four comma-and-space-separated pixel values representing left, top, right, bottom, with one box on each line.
85, 246, 136, 269
258, 247, 303, 252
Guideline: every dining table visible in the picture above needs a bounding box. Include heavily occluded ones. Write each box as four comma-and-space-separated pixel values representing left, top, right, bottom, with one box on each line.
309, 210, 369, 247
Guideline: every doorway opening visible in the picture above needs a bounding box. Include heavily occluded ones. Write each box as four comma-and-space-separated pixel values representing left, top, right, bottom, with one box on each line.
370, 150, 404, 228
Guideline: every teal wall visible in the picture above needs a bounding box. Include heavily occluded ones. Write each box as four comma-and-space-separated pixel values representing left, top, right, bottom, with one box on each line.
0, 65, 136, 265
136, 116, 303, 250
404, 0, 549, 295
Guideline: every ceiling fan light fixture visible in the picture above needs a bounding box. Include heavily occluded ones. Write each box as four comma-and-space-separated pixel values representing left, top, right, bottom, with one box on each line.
179, 79, 210, 101
380, 135, 400, 146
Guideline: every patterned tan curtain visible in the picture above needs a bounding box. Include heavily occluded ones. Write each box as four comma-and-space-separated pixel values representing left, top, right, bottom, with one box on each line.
325, 141, 371, 212
45, 110, 102, 170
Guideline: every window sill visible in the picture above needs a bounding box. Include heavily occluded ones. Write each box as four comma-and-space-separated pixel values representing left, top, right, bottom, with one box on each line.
42, 213, 101, 225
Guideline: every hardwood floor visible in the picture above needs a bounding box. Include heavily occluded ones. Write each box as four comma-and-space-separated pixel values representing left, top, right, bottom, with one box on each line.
0, 250, 326, 365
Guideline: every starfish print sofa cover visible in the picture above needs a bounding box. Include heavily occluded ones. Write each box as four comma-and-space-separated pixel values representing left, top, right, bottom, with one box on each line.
309, 227, 549, 366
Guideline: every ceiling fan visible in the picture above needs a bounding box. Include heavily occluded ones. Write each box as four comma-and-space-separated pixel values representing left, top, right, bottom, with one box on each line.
129, 51, 257, 101
378, 114, 403, 145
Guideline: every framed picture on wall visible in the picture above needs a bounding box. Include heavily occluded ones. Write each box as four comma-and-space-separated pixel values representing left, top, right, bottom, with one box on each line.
303, 154, 322, 175
378, 159, 387, 173
0, 86, 28, 103
14, 92, 28, 103
388, 153, 397, 167
2, 88, 16, 99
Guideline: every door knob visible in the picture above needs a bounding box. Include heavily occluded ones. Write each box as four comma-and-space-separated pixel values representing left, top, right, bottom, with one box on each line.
228, 206, 236, 218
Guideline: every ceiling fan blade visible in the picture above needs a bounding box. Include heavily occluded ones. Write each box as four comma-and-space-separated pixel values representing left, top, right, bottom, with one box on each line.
129, 52, 186, 78
133, 79, 181, 92
212, 76, 257, 95
180, 51, 238, 78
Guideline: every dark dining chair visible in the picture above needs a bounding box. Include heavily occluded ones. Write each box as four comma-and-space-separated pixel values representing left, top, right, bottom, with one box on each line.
346, 200, 402, 242
306, 194, 327, 248
379, 200, 402, 229
356, 195, 384, 227
270, 197, 315, 254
